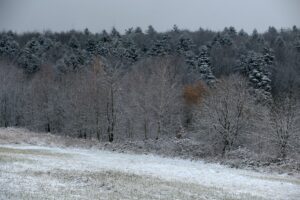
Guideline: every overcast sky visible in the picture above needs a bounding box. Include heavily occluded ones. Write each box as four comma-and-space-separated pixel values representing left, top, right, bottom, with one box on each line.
0, 0, 299, 34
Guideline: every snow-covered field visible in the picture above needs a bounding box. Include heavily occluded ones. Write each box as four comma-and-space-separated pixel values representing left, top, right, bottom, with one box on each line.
0, 144, 299, 200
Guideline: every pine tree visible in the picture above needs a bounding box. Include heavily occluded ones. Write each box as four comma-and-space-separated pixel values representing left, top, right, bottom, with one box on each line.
196, 45, 216, 84
294, 34, 300, 52
111, 27, 121, 38
0, 34, 20, 60
37, 35, 53, 52
18, 47, 41, 74
172, 24, 180, 33
148, 34, 171, 56
25, 38, 41, 54
101, 30, 111, 43
176, 34, 195, 53
84, 28, 90, 36
121, 38, 140, 62
275, 36, 285, 48
184, 50, 198, 68
134, 27, 143, 34
228, 26, 237, 38
58, 50, 85, 72
238, 29, 248, 37
263, 47, 275, 66
96, 41, 110, 57
239, 51, 273, 101
146, 25, 156, 36
17, 37, 46, 74
125, 27, 134, 35
251, 29, 259, 41
212, 33, 232, 47
86, 38, 98, 55
68, 35, 80, 49
176, 34, 197, 68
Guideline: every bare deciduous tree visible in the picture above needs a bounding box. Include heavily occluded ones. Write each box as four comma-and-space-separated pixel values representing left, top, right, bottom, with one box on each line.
270, 90, 300, 159
195, 74, 266, 156
121, 57, 183, 140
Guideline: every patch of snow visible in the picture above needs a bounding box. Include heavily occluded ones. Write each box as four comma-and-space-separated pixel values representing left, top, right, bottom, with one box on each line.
1, 144, 299, 199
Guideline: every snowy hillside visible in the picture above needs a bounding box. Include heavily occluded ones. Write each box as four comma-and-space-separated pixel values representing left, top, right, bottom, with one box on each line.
1, 144, 299, 200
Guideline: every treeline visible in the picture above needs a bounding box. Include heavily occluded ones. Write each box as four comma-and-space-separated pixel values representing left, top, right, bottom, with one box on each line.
0, 25, 299, 158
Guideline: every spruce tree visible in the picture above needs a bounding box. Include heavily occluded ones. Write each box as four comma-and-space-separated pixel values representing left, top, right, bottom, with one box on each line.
196, 45, 216, 84
17, 37, 46, 74
176, 34, 197, 68
101, 30, 111, 43
212, 33, 232, 47
122, 38, 140, 62
176, 34, 195, 53
68, 35, 80, 49
86, 38, 98, 55
111, 27, 121, 38
146, 25, 156, 36
239, 51, 273, 102
18, 47, 41, 74
294, 34, 300, 52
148, 34, 171, 56
0, 34, 20, 60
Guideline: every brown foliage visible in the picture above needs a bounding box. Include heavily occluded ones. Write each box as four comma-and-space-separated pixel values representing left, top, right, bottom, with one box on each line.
183, 81, 208, 105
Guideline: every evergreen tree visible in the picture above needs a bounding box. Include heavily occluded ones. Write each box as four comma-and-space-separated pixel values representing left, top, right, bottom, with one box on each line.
263, 47, 275, 66
239, 51, 273, 101
195, 45, 216, 84
238, 29, 248, 37
148, 34, 171, 56
134, 27, 143, 34
176, 34, 197, 68
146, 25, 156, 36
172, 24, 180, 33
101, 30, 111, 42
228, 26, 237, 38
18, 47, 41, 74
57, 50, 85, 72
84, 28, 90, 36
292, 25, 298, 33
86, 38, 98, 55
121, 38, 140, 62
111, 27, 121, 38
96, 41, 110, 57
37, 35, 53, 52
212, 33, 232, 47
275, 36, 285, 48
251, 29, 259, 41
0, 34, 20, 60
176, 34, 195, 53
294, 34, 300, 52
125, 27, 134, 35
274, 36, 286, 62
184, 50, 198, 68
68, 35, 80, 49
17, 37, 47, 74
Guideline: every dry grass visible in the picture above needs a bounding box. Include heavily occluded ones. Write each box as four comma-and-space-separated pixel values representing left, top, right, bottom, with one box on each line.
0, 154, 34, 164
0, 146, 71, 157
0, 127, 97, 148
244, 174, 300, 185
0, 146, 265, 200
1, 128, 299, 200
1, 168, 264, 200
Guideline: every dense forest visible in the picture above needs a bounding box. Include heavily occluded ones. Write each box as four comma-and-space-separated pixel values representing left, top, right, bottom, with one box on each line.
0, 25, 299, 158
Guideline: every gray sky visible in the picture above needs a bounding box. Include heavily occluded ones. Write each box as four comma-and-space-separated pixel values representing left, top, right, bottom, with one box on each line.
0, 0, 299, 33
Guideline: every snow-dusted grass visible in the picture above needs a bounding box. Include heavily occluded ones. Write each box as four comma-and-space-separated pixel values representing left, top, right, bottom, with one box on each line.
0, 144, 299, 200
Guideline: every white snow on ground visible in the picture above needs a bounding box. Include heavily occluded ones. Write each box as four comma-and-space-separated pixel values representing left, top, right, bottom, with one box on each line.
1, 144, 300, 200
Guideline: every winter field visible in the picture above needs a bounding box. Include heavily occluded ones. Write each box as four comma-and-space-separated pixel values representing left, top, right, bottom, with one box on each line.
0, 129, 300, 200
